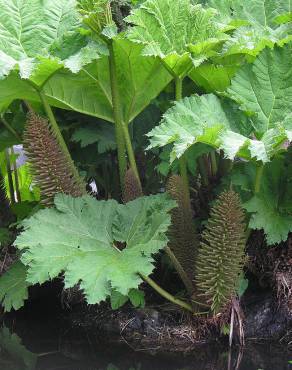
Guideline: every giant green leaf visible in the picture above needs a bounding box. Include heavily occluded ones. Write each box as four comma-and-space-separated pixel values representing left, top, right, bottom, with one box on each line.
0, 73, 41, 113
0, 38, 171, 123
0, 261, 30, 312
15, 194, 175, 304
42, 62, 113, 122
191, 0, 292, 93
0, 2, 171, 121
0, 63, 111, 120
44, 38, 171, 123
147, 93, 280, 162
0, 0, 104, 82
205, 0, 292, 57
126, 0, 228, 77
148, 94, 230, 160
148, 46, 292, 162
0, 0, 107, 114
227, 45, 292, 137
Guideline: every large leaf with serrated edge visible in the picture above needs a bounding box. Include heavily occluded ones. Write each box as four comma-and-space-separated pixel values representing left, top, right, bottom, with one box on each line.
148, 46, 292, 162
126, 0, 228, 77
0, 261, 30, 312
15, 194, 175, 305
189, 0, 292, 92
0, 0, 108, 115
43, 38, 171, 123
0, 0, 105, 82
205, 0, 292, 57
227, 45, 292, 137
147, 93, 286, 163
0, 38, 171, 123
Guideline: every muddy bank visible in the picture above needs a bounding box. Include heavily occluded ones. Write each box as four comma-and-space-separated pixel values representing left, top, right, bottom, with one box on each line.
243, 293, 292, 341
66, 289, 292, 352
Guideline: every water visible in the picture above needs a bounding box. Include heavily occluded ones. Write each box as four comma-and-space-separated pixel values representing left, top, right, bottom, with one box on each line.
1, 312, 291, 370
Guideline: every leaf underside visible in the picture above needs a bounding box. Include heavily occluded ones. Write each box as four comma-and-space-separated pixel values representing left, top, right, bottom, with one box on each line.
190, 0, 292, 92
0, 38, 171, 125
148, 45, 292, 163
227, 44, 292, 136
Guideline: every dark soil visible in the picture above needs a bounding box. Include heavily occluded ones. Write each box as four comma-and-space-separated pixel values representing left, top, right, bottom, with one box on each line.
65, 288, 292, 352
243, 293, 292, 341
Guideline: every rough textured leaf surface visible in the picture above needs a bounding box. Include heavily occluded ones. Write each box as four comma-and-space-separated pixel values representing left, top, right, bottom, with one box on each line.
0, 0, 109, 114
126, 0, 228, 76
147, 93, 272, 162
15, 194, 175, 304
189, 59, 239, 92
0, 0, 104, 81
149, 46, 292, 162
206, 0, 292, 57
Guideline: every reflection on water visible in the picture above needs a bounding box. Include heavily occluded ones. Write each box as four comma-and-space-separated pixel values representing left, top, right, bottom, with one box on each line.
0, 319, 291, 370
0, 327, 36, 370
